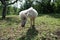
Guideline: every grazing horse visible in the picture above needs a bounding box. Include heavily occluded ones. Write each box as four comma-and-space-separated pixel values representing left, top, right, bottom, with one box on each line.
19, 7, 38, 27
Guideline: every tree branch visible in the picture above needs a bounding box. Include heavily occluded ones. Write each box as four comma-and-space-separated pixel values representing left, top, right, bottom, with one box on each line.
36, 1, 41, 3
0, 0, 6, 4
7, 0, 18, 6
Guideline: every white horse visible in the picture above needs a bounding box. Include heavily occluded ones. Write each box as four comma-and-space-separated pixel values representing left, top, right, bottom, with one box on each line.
19, 7, 38, 27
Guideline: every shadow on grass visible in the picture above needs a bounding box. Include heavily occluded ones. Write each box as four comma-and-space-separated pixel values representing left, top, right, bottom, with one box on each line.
18, 26, 38, 40
0, 16, 21, 23
0, 17, 21, 26
48, 14, 60, 18
38, 14, 60, 18
0, 14, 60, 20
4, 17, 21, 25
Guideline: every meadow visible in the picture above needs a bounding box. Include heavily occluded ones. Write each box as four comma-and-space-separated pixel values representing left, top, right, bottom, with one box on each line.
0, 14, 60, 40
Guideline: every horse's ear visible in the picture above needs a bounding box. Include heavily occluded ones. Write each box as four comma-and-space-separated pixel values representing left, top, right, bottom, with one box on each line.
30, 7, 33, 9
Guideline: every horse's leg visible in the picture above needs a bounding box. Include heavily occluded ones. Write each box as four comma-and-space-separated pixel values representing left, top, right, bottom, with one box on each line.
30, 17, 35, 27
32, 18, 35, 27
30, 18, 33, 27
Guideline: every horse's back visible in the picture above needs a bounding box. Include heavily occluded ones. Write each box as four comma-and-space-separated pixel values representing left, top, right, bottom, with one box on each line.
27, 8, 38, 18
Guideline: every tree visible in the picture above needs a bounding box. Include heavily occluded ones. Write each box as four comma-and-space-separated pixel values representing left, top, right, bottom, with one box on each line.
22, 0, 34, 10
0, 0, 18, 19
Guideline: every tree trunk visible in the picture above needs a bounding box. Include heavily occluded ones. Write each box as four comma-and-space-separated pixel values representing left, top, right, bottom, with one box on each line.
2, 5, 7, 19
0, 0, 18, 19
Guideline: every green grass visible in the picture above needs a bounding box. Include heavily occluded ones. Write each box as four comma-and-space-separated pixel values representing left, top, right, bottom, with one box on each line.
0, 14, 60, 40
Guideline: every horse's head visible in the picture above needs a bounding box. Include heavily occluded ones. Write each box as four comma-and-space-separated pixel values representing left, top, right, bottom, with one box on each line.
21, 17, 27, 27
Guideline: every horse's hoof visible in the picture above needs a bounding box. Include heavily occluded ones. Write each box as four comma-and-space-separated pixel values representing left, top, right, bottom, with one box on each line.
32, 25, 35, 27
21, 25, 25, 27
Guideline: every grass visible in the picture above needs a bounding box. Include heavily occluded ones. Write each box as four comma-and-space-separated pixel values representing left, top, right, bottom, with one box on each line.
0, 14, 60, 40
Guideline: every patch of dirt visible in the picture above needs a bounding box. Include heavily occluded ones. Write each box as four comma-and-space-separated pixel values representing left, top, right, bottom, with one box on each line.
0, 26, 24, 40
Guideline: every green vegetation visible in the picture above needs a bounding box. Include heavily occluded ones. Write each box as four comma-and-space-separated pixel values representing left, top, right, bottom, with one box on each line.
0, 14, 60, 40
0, 0, 60, 19
0, 0, 60, 40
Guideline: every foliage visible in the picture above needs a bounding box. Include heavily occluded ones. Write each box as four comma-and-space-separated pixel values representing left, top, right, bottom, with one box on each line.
0, 0, 18, 19
33, 0, 54, 14
20, 0, 60, 14
7, 6, 19, 15
19, 0, 34, 11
